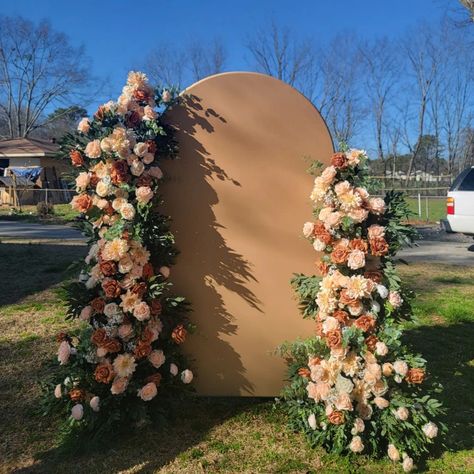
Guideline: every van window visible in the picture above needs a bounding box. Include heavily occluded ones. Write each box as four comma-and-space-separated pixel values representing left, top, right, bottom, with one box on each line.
459, 169, 474, 191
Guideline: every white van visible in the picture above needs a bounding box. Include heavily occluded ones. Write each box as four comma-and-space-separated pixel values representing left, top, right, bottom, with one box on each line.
446, 166, 474, 235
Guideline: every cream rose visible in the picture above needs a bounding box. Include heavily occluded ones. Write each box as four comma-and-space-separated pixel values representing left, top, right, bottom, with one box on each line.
374, 397, 389, 409
143, 105, 157, 121
368, 224, 385, 239
375, 341, 388, 356
142, 152, 155, 165
308, 413, 317, 430
84, 139, 101, 158
90, 396, 100, 412
131, 159, 145, 176
75, 172, 90, 190
422, 422, 438, 439
170, 363, 178, 376
402, 455, 414, 472
368, 197, 385, 215
96, 180, 111, 197
321, 165, 337, 185
133, 142, 149, 157
387, 444, 400, 462
111, 376, 129, 395
347, 249, 365, 270
136, 186, 154, 204
120, 203, 136, 220
349, 436, 364, 453
395, 406, 409, 421
393, 360, 409, 376
388, 291, 403, 308
302, 222, 315, 238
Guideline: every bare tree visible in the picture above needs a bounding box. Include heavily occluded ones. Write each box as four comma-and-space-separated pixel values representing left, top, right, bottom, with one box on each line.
460, 0, 474, 20
359, 37, 399, 168
189, 38, 227, 81
0, 16, 91, 138
143, 44, 187, 88
246, 21, 318, 101
400, 24, 440, 186
317, 33, 365, 145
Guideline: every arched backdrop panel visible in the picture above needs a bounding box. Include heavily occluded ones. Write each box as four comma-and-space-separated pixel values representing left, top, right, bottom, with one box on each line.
160, 72, 334, 396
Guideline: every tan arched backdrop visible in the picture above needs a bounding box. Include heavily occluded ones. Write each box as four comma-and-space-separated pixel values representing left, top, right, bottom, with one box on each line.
160, 72, 333, 396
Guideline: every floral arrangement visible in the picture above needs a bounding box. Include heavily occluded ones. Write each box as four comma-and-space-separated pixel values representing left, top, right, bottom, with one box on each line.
43, 72, 193, 438
279, 149, 445, 471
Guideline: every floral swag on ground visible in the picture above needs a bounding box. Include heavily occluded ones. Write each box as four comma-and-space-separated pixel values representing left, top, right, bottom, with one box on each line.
45, 72, 193, 435
280, 149, 445, 472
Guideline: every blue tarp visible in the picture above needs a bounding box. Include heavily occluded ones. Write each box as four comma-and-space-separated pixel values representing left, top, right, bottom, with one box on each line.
8, 167, 43, 182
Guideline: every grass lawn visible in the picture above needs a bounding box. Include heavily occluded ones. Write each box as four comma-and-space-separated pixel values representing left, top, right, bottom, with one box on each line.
0, 203, 79, 225
0, 243, 473, 473
405, 197, 446, 224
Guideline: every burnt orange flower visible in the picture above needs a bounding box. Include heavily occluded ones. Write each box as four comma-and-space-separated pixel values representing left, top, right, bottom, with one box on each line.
406, 368, 425, 384
94, 362, 115, 384
70, 150, 85, 167
327, 410, 345, 425
171, 324, 187, 344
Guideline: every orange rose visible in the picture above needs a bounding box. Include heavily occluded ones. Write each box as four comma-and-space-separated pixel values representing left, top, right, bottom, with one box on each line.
150, 299, 162, 316
298, 367, 311, 378
142, 263, 154, 280
72, 193, 93, 213
102, 279, 121, 299
69, 388, 85, 402
354, 315, 376, 333
91, 328, 108, 346
140, 327, 155, 344
103, 339, 121, 353
339, 289, 358, 306
89, 173, 100, 186
331, 152, 348, 169
365, 334, 378, 351
333, 309, 350, 326
146, 372, 162, 386
309, 357, 322, 366
70, 150, 85, 167
328, 410, 345, 425
364, 271, 383, 283
131, 282, 147, 298
100, 260, 117, 277
350, 238, 368, 253
91, 297, 105, 314
315, 321, 324, 338
94, 362, 115, 384
94, 105, 107, 120
133, 89, 150, 102
313, 221, 332, 245
331, 245, 350, 264
406, 368, 425, 384
134, 341, 152, 359
326, 329, 342, 348
171, 324, 187, 344
137, 174, 153, 187
111, 160, 129, 185
317, 261, 329, 276
370, 238, 389, 257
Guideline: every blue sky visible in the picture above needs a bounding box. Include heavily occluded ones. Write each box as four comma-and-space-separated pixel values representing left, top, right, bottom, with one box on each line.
1, 0, 452, 106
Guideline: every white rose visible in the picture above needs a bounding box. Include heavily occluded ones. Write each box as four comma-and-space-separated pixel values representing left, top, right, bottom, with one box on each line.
402, 455, 414, 472
120, 203, 136, 220
170, 363, 178, 376
387, 444, 400, 462
375, 341, 388, 356
395, 406, 409, 421
71, 404, 84, 420
181, 369, 194, 384
303, 222, 315, 238
90, 396, 100, 412
313, 239, 326, 251
393, 360, 408, 376
96, 180, 111, 197
308, 413, 317, 430
422, 422, 438, 439
376, 284, 388, 299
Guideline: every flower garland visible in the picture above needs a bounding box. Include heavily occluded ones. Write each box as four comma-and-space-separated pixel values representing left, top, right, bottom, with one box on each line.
280, 150, 445, 472
45, 72, 193, 436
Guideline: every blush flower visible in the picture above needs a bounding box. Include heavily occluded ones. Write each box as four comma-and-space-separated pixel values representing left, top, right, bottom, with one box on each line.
138, 382, 158, 401
84, 139, 101, 158
113, 353, 137, 378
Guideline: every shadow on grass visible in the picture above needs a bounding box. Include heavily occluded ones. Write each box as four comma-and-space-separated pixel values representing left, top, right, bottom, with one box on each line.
14, 397, 269, 474
0, 242, 86, 307
404, 322, 474, 452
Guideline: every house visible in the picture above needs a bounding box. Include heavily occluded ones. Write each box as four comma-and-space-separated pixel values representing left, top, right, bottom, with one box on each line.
0, 137, 72, 205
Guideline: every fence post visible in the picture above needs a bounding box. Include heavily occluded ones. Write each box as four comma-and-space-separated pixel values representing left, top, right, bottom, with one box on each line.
425, 196, 429, 222
418, 193, 422, 218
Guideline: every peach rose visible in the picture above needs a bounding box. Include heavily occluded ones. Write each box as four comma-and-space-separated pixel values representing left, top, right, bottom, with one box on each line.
120, 203, 136, 220
111, 376, 129, 395
170, 363, 179, 376
395, 406, 409, 420
375, 341, 388, 356
84, 139, 101, 158
136, 186, 154, 204
368, 224, 385, 239
331, 242, 350, 264
79, 305, 92, 321
370, 237, 389, 257
102, 278, 121, 298
133, 142, 149, 157
302, 222, 315, 238
327, 410, 345, 425
422, 422, 438, 439
374, 397, 389, 409
118, 323, 133, 340
326, 329, 342, 348
368, 197, 385, 215
349, 436, 364, 453
138, 382, 158, 401
402, 456, 414, 472
298, 367, 311, 378
77, 117, 90, 133
388, 291, 403, 308
148, 350, 166, 369
335, 393, 353, 411
382, 363, 393, 376
387, 444, 400, 462
148, 166, 163, 179
57, 341, 71, 365
321, 165, 337, 185
130, 159, 145, 176
143, 105, 157, 121
75, 172, 90, 190
133, 301, 150, 321
326, 211, 343, 229
393, 360, 409, 376
348, 208, 369, 223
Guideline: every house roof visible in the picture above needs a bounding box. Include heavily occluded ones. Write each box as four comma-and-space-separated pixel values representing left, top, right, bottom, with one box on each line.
0, 138, 59, 158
